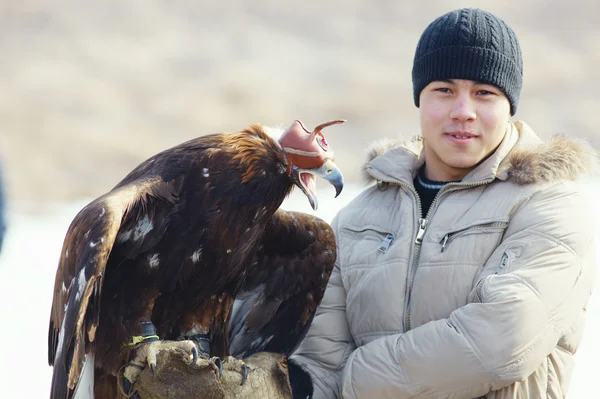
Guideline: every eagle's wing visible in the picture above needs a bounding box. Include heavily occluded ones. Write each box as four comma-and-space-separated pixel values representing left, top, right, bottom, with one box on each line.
48, 176, 182, 399
228, 210, 336, 359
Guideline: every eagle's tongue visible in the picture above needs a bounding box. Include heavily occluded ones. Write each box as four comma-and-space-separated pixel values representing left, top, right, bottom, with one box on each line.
301, 173, 318, 210
301, 173, 316, 197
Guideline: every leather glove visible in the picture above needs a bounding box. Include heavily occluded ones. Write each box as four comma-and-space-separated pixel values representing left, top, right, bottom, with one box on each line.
287, 357, 314, 399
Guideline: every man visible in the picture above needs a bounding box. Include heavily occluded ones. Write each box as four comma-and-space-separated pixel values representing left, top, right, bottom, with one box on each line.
289, 7, 597, 399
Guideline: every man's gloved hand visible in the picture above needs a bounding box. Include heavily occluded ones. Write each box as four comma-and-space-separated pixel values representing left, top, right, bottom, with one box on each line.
287, 357, 314, 399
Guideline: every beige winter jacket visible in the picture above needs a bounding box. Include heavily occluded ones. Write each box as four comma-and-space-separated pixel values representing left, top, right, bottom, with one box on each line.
291, 121, 598, 399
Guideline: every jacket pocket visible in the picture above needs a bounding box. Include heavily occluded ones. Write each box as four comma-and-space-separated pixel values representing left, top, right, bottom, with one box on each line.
439, 220, 509, 252
473, 276, 486, 303
343, 226, 395, 253
339, 225, 395, 272
472, 250, 514, 303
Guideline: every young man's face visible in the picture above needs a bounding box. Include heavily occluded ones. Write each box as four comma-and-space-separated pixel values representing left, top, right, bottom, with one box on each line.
418, 79, 511, 181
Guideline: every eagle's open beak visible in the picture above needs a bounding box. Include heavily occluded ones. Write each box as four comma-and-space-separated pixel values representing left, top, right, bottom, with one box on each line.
294, 160, 344, 211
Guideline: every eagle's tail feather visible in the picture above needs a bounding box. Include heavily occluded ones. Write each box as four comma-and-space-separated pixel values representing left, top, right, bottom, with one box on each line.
49, 361, 69, 399
49, 337, 93, 399
71, 353, 95, 399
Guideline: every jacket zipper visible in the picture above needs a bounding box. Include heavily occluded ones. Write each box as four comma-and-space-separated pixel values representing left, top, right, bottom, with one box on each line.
475, 252, 509, 303
439, 221, 509, 252
378, 233, 395, 253
367, 169, 493, 332
495, 252, 509, 274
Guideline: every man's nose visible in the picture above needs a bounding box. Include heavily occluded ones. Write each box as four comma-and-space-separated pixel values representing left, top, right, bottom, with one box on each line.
449, 94, 476, 122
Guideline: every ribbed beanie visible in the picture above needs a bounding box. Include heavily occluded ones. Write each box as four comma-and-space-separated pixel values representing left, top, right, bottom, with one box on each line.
412, 8, 523, 115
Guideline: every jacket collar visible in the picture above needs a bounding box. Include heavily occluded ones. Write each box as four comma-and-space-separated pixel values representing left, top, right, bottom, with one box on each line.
363, 121, 598, 186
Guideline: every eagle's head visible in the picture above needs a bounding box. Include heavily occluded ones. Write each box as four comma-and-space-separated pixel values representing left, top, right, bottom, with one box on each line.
278, 119, 345, 210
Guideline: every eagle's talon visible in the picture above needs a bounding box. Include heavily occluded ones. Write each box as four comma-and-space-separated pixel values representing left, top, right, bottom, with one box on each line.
120, 371, 142, 399
122, 375, 133, 395
190, 345, 198, 366
124, 339, 198, 386
211, 356, 223, 378
240, 363, 248, 385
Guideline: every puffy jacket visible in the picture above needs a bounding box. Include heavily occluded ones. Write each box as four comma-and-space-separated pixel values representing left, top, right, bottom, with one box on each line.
291, 121, 598, 399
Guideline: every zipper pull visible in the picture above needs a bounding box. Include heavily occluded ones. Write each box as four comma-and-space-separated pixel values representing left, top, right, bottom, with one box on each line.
495, 253, 509, 274
378, 233, 394, 253
440, 234, 449, 252
415, 218, 428, 244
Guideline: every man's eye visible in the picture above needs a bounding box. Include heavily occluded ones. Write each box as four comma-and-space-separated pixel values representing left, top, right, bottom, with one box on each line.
478, 90, 496, 96
435, 88, 452, 93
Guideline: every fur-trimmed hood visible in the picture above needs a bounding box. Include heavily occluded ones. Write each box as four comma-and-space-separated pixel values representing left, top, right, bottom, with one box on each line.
362, 121, 598, 185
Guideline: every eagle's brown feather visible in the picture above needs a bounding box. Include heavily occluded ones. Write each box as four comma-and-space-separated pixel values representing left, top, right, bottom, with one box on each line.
48, 124, 338, 398
228, 210, 336, 359
48, 178, 182, 397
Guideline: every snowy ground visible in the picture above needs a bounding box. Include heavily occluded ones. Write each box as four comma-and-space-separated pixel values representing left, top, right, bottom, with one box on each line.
0, 182, 598, 398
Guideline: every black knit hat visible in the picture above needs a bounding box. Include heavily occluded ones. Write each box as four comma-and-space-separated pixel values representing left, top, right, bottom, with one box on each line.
412, 8, 523, 115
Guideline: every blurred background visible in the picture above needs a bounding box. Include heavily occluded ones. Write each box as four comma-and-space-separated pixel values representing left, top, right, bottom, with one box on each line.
0, 0, 599, 397
0, 0, 599, 209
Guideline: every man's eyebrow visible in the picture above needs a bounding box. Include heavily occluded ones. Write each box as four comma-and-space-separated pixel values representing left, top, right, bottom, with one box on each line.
435, 79, 497, 88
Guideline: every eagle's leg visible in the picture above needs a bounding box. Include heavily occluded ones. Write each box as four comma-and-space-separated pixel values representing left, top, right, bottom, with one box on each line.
121, 321, 198, 395
175, 293, 249, 383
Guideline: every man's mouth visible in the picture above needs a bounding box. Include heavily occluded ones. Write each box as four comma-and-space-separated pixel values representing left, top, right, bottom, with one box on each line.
446, 132, 478, 143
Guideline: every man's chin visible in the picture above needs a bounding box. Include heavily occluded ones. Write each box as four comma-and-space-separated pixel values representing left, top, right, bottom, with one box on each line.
438, 157, 481, 179
448, 153, 494, 171
443, 155, 479, 168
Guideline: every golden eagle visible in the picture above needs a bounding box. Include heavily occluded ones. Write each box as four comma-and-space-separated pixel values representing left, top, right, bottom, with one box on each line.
48, 120, 343, 398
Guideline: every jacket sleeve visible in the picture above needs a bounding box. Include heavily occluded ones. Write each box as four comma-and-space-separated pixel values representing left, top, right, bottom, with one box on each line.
341, 182, 597, 399
290, 215, 357, 399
